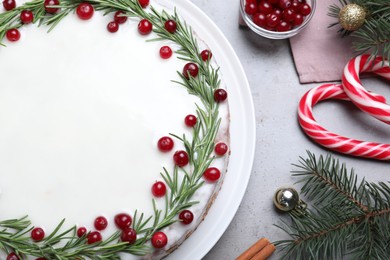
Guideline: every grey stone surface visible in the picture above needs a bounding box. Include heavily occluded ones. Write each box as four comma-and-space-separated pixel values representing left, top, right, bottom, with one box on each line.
188, 0, 390, 259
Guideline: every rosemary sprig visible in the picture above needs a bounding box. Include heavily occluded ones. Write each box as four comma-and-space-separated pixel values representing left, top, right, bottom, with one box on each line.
0, 0, 223, 258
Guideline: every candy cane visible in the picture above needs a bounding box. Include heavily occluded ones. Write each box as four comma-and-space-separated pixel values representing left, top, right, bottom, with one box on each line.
298, 83, 390, 161
342, 54, 390, 124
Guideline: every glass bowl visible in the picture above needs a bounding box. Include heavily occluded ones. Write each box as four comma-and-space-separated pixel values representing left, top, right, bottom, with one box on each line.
240, 0, 316, 39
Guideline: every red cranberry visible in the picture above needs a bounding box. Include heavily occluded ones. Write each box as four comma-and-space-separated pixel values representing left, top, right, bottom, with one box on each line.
114, 213, 132, 230
215, 142, 228, 156
244, 3, 257, 15
138, 19, 153, 35
200, 50, 212, 61
293, 13, 304, 26
76, 2, 94, 20
121, 228, 137, 244
282, 8, 295, 22
203, 167, 221, 182
179, 210, 194, 225
20, 10, 34, 24
258, 1, 273, 15
94, 216, 108, 230
164, 19, 177, 33
173, 150, 189, 167
264, 25, 276, 31
138, 0, 149, 8
151, 232, 168, 248
107, 21, 119, 33
182, 62, 199, 79
184, 114, 197, 127
2, 0, 15, 10
268, 0, 279, 4
214, 89, 227, 103
157, 136, 174, 152
77, 227, 87, 237
87, 231, 102, 244
44, 0, 60, 14
291, 1, 301, 12
246, 0, 257, 4
6, 29, 20, 42
6, 253, 19, 260
253, 13, 267, 27
266, 13, 280, 28
114, 11, 127, 24
160, 46, 173, 59
300, 3, 311, 15
273, 8, 282, 19
278, 0, 292, 9
31, 227, 45, 241
276, 20, 291, 31
152, 181, 167, 197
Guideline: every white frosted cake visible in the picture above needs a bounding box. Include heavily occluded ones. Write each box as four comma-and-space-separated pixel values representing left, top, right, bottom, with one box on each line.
0, 0, 229, 259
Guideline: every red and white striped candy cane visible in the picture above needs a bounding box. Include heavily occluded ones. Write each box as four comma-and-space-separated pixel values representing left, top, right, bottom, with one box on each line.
342, 54, 390, 124
298, 83, 390, 161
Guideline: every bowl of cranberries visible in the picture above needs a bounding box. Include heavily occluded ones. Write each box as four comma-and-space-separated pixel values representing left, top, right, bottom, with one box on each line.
241, 0, 316, 39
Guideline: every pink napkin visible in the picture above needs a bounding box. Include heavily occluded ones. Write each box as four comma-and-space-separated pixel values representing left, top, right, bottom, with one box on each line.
289, 0, 355, 83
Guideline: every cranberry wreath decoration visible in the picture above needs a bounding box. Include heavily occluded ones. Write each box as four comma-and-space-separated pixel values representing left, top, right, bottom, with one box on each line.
0, 0, 228, 258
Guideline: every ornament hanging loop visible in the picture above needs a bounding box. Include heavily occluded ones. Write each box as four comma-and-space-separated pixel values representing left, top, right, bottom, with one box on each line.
293, 199, 307, 216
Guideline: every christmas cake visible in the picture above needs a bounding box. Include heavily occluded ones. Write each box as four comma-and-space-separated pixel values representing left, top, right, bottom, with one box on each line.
0, 0, 229, 259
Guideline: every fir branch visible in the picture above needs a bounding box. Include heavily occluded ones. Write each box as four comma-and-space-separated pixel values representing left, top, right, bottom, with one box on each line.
292, 153, 369, 213
328, 0, 390, 61
276, 152, 390, 260
353, 18, 390, 61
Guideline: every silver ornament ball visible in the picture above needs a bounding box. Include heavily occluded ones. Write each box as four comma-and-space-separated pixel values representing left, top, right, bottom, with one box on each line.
274, 187, 300, 212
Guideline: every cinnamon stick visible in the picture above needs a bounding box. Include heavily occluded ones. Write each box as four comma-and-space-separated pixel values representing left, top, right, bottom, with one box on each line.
236, 238, 270, 260
251, 243, 276, 260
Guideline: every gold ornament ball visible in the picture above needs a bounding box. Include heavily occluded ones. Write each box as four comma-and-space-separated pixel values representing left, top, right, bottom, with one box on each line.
339, 4, 366, 31
273, 187, 299, 212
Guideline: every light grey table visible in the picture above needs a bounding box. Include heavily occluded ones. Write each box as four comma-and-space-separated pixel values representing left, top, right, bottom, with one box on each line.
188, 1, 390, 259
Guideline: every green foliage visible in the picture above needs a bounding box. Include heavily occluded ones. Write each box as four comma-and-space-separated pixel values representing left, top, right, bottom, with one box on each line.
275, 152, 390, 260
328, 0, 390, 61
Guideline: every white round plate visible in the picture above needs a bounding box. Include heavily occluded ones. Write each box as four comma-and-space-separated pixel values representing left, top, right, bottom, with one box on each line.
163, 0, 256, 258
